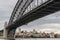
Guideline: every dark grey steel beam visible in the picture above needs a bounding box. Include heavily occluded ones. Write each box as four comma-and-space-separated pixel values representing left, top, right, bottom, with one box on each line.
9, 0, 33, 25
7, 0, 60, 31
8, 0, 23, 25
18, 0, 33, 18
7, 0, 54, 30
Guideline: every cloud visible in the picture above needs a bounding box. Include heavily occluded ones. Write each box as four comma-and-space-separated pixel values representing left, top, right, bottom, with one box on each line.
0, 0, 18, 30
20, 23, 60, 33
19, 11, 60, 33
0, 0, 60, 33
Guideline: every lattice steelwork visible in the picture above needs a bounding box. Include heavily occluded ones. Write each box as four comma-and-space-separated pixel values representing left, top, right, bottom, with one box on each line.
6, 0, 60, 39
23, 0, 48, 15
9, 0, 49, 25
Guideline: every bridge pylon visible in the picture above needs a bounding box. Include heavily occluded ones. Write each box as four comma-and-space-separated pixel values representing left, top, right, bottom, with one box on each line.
3, 21, 8, 39
3, 21, 16, 40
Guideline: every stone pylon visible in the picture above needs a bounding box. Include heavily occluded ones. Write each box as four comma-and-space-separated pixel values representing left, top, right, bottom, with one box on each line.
3, 21, 8, 39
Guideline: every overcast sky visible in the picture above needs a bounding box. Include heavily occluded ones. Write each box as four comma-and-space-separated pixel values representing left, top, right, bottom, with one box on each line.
0, 0, 60, 33
19, 11, 60, 33
0, 0, 18, 30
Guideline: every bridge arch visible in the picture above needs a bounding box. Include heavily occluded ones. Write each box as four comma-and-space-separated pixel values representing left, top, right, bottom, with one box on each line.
6, 0, 60, 39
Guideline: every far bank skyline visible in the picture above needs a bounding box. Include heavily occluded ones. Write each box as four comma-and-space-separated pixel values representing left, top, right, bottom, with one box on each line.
0, 0, 60, 34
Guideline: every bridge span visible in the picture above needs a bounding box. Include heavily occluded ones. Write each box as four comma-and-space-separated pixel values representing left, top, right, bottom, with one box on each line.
3, 0, 60, 40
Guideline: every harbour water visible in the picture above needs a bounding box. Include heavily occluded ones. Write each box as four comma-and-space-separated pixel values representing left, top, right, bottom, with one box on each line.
0, 38, 60, 40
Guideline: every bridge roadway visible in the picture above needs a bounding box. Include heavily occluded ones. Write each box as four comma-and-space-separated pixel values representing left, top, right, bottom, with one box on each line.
5, 0, 60, 39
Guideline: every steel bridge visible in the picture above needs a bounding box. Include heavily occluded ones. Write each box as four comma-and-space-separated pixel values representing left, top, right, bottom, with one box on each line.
5, 0, 60, 39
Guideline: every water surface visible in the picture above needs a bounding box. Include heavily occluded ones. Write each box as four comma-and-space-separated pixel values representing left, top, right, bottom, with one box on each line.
0, 38, 60, 40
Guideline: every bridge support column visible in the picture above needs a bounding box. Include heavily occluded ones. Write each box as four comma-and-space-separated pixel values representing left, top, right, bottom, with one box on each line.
7, 29, 16, 40
3, 22, 8, 39
3, 22, 16, 40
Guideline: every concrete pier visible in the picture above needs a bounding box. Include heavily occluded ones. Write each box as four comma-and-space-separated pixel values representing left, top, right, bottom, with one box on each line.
3, 22, 8, 39
3, 21, 15, 40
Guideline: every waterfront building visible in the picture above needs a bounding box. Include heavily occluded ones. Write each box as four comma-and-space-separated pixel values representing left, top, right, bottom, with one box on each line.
19, 28, 21, 33
39, 31, 42, 37
45, 33, 50, 38
49, 32, 54, 38
32, 29, 37, 34
41, 32, 46, 38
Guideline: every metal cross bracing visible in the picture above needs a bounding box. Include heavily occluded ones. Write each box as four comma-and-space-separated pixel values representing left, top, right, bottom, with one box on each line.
3, 0, 60, 39
8, 0, 34, 25
5, 0, 60, 38
8, 0, 49, 25
6, 0, 60, 30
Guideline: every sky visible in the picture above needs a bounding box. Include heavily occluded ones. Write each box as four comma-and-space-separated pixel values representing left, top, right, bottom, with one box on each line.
19, 11, 60, 33
0, 0, 18, 30
0, 0, 60, 33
